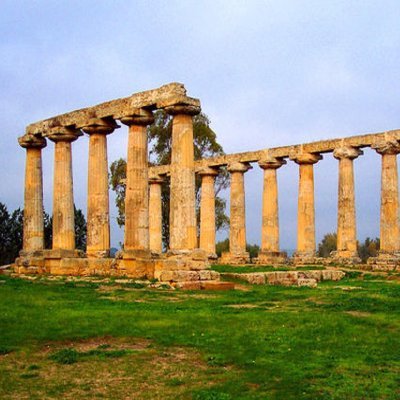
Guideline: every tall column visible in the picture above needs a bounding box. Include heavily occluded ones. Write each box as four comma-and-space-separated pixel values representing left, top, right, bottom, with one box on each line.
47, 128, 81, 252
257, 155, 287, 264
165, 105, 200, 251
18, 134, 47, 253
290, 151, 322, 264
149, 174, 164, 254
81, 118, 119, 257
220, 162, 252, 265
120, 110, 154, 256
373, 140, 400, 256
332, 146, 362, 262
199, 166, 219, 257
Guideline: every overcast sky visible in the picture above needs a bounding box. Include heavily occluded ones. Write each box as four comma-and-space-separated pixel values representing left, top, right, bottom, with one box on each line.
1, 0, 400, 250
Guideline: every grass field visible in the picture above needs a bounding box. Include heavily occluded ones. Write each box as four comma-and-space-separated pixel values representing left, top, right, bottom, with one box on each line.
0, 272, 399, 399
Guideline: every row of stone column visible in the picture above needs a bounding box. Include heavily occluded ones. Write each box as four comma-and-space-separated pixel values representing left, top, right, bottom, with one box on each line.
195, 142, 400, 263
19, 104, 200, 259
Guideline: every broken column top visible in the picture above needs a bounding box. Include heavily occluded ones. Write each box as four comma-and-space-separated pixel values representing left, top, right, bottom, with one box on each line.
25, 82, 201, 135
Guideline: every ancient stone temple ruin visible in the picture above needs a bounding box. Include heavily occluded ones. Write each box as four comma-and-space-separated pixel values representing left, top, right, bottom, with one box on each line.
15, 83, 400, 282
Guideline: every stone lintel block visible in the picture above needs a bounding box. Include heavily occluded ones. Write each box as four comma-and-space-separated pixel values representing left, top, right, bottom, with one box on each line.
26, 83, 191, 134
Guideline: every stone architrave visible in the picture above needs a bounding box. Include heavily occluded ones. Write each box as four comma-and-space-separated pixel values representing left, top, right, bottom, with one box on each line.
220, 161, 252, 265
47, 127, 82, 252
165, 104, 200, 251
290, 151, 322, 264
148, 174, 164, 254
331, 146, 362, 263
120, 110, 155, 257
371, 139, 400, 263
198, 166, 219, 258
81, 118, 119, 258
257, 155, 287, 265
18, 134, 47, 253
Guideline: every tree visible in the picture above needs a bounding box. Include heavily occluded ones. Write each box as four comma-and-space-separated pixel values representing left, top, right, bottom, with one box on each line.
74, 206, 87, 251
110, 110, 229, 249
358, 237, 380, 263
317, 232, 337, 257
0, 203, 23, 265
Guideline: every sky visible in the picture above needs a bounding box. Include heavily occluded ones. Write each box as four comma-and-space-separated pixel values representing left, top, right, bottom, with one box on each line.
1, 0, 400, 250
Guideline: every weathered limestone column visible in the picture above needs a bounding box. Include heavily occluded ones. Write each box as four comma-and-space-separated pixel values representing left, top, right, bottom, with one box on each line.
199, 166, 219, 258
82, 118, 119, 257
120, 110, 154, 256
220, 162, 252, 264
18, 134, 47, 252
256, 155, 287, 265
165, 105, 200, 251
149, 174, 164, 254
290, 151, 322, 264
47, 128, 82, 252
331, 146, 362, 263
369, 139, 400, 269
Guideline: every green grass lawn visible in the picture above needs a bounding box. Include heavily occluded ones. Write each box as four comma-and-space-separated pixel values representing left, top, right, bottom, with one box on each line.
0, 274, 399, 399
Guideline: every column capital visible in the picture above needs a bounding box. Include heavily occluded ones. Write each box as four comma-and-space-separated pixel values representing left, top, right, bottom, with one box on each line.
372, 140, 400, 155
258, 155, 286, 170
18, 134, 47, 149
227, 161, 252, 173
289, 151, 322, 165
81, 117, 120, 135
149, 174, 164, 184
164, 104, 201, 116
46, 127, 82, 143
120, 109, 154, 126
333, 146, 363, 160
198, 166, 219, 177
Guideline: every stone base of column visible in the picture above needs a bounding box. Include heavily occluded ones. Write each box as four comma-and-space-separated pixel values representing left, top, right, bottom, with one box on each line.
367, 251, 400, 272
219, 251, 250, 265
292, 251, 324, 266
87, 249, 110, 258
14, 251, 46, 275
326, 250, 361, 266
254, 251, 288, 266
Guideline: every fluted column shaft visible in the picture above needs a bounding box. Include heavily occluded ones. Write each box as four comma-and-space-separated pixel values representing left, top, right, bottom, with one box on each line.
333, 146, 362, 258
259, 157, 286, 253
121, 111, 154, 253
373, 140, 400, 253
166, 105, 200, 251
290, 152, 322, 257
228, 162, 252, 254
18, 135, 47, 252
199, 167, 219, 255
48, 129, 81, 250
82, 118, 118, 257
149, 176, 164, 254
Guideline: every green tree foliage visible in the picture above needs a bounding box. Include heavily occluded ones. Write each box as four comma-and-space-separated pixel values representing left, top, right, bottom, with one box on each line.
317, 232, 380, 262
74, 206, 87, 251
317, 232, 337, 257
110, 110, 230, 249
358, 237, 380, 263
0, 203, 23, 264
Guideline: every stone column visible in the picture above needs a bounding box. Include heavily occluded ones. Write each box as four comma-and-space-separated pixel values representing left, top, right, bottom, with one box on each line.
199, 166, 219, 257
331, 146, 362, 263
372, 140, 400, 262
120, 110, 154, 257
290, 151, 322, 264
165, 105, 200, 251
47, 128, 82, 252
149, 174, 164, 254
257, 155, 287, 264
18, 134, 47, 253
81, 118, 119, 258
220, 162, 252, 264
